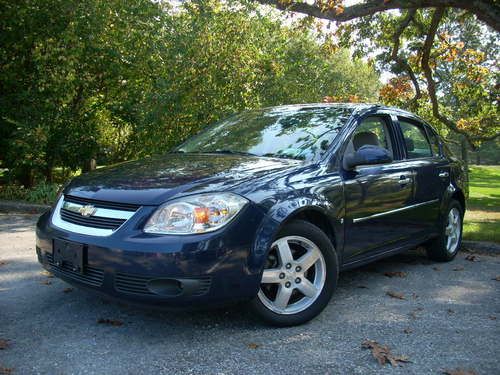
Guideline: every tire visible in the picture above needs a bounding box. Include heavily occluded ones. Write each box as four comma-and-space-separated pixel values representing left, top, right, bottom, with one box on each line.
250, 220, 339, 327
426, 200, 463, 262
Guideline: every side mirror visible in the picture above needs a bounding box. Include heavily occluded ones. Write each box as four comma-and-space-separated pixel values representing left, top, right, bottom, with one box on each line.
343, 145, 393, 170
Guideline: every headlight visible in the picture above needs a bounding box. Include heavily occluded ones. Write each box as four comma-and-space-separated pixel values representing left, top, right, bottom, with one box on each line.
144, 193, 248, 235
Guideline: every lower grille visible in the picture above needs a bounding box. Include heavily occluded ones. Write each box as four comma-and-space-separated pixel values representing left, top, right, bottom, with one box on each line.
115, 273, 155, 295
46, 253, 104, 287
115, 272, 211, 297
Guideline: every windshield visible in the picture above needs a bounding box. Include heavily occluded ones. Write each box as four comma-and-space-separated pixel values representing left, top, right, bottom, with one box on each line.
177, 105, 353, 161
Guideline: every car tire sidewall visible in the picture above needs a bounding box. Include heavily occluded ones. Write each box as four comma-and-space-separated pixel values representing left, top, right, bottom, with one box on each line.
250, 220, 339, 327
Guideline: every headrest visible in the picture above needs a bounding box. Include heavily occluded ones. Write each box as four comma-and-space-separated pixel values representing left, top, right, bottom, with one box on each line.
353, 131, 379, 150
404, 137, 415, 151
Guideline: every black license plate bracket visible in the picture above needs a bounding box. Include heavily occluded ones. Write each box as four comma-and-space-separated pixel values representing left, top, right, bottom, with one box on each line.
53, 239, 85, 273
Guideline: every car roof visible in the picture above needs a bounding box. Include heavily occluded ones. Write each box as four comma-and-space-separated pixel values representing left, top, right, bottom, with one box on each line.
260, 102, 425, 124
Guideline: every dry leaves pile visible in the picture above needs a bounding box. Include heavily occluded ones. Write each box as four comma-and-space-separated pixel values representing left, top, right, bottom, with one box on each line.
465, 255, 479, 262
97, 318, 123, 326
386, 291, 405, 300
41, 270, 54, 278
384, 271, 407, 278
0, 339, 9, 350
361, 340, 410, 367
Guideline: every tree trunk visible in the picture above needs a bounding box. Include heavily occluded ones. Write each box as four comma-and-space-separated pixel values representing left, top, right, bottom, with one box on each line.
460, 136, 469, 170
18, 166, 34, 188
45, 164, 53, 183
82, 158, 97, 173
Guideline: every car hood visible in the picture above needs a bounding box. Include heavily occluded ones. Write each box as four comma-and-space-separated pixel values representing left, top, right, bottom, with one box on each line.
64, 153, 303, 205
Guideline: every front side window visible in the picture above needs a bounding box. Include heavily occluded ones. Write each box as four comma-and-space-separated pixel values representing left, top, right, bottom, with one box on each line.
344, 116, 394, 158
177, 106, 354, 161
399, 118, 432, 159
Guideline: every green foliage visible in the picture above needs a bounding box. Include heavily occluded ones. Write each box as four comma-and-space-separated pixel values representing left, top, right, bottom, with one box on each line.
0, 182, 60, 204
0, 0, 379, 186
341, 8, 499, 147
463, 165, 500, 243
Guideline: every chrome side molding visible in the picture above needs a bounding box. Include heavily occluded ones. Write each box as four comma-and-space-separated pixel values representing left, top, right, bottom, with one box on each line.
352, 199, 439, 223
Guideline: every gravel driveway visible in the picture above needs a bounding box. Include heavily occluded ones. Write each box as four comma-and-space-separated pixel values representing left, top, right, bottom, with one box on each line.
1, 213, 499, 375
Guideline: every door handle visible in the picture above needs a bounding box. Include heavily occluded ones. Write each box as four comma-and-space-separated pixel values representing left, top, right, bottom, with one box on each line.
439, 171, 449, 178
398, 176, 411, 185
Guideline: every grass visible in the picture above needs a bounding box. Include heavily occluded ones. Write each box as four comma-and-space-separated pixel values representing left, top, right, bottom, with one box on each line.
463, 165, 500, 243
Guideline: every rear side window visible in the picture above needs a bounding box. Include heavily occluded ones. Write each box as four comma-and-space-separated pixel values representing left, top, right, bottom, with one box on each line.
425, 127, 442, 157
399, 118, 432, 159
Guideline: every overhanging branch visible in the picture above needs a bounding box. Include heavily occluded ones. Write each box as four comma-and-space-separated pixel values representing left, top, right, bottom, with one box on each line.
254, 0, 500, 32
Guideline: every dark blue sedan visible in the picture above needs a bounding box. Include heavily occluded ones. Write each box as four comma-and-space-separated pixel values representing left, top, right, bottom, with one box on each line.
36, 103, 467, 326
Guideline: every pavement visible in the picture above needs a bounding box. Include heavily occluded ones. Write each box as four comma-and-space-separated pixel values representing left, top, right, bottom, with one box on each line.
0, 213, 499, 375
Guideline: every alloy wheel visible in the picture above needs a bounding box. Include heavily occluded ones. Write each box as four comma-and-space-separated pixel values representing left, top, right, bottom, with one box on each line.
445, 207, 461, 254
257, 235, 326, 315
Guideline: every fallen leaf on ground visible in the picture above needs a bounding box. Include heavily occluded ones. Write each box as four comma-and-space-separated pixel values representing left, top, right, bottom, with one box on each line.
63, 288, 73, 293
409, 307, 423, 320
453, 266, 465, 271
361, 340, 410, 367
41, 270, 54, 278
247, 343, 260, 349
386, 291, 405, 300
0, 366, 14, 375
384, 271, 407, 278
465, 255, 478, 262
40, 280, 52, 285
442, 369, 478, 375
97, 318, 123, 326
0, 339, 10, 350
492, 276, 500, 281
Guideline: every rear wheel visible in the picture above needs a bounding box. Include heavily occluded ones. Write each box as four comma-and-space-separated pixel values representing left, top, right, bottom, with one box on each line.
250, 220, 338, 326
427, 200, 463, 262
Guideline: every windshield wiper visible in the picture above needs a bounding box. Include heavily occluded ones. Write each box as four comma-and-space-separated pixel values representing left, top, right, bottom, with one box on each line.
206, 150, 257, 157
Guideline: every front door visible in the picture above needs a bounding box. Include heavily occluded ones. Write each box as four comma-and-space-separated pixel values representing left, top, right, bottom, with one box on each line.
342, 114, 415, 260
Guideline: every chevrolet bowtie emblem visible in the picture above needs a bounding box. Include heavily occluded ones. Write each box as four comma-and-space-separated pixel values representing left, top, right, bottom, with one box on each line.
78, 205, 97, 217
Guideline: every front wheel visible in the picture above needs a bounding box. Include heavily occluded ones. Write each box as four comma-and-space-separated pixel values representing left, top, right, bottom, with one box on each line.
427, 200, 463, 262
250, 220, 338, 326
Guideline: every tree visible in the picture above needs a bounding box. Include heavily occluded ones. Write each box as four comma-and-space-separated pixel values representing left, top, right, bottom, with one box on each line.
252, 1, 500, 149
0, 0, 380, 186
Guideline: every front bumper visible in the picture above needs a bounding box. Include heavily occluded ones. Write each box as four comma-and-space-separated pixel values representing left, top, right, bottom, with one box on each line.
36, 203, 265, 308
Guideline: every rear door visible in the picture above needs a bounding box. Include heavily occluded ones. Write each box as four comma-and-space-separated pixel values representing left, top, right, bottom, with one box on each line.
342, 113, 415, 260
396, 117, 450, 235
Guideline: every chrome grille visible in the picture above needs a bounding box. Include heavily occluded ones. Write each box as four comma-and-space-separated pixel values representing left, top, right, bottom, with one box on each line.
64, 195, 140, 212
60, 208, 126, 229
52, 195, 139, 236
